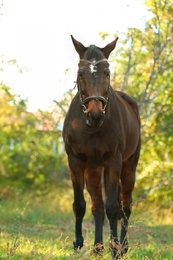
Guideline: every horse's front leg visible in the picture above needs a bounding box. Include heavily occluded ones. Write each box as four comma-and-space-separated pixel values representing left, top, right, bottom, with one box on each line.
68, 154, 86, 250
104, 154, 122, 260
85, 167, 104, 255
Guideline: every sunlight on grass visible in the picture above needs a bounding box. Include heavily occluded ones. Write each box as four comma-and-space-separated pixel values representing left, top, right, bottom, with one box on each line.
0, 183, 173, 259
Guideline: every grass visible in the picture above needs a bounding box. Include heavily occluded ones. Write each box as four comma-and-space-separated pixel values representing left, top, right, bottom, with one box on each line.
0, 180, 173, 259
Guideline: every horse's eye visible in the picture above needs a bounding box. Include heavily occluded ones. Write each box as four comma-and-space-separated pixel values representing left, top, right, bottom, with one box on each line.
78, 69, 83, 78
104, 69, 110, 77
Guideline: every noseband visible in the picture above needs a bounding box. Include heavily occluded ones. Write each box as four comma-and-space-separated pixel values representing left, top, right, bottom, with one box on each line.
77, 58, 110, 114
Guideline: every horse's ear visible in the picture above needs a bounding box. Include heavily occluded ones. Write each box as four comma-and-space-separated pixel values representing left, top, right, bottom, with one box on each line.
71, 35, 87, 57
100, 37, 118, 59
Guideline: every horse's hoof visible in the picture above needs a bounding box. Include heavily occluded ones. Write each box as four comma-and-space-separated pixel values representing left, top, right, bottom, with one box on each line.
93, 243, 104, 256
73, 236, 84, 250
110, 240, 128, 259
120, 240, 128, 256
110, 241, 121, 260
110, 254, 121, 260
110, 251, 121, 260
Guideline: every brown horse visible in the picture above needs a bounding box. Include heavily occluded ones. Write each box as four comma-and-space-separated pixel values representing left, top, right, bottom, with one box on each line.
63, 35, 141, 259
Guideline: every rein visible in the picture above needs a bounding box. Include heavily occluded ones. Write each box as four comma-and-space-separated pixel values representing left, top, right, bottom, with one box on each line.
77, 58, 110, 114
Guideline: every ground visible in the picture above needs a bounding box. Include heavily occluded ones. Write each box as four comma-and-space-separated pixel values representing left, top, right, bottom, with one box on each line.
0, 182, 172, 259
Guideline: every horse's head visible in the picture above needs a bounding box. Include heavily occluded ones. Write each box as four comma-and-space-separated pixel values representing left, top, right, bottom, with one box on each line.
71, 35, 118, 128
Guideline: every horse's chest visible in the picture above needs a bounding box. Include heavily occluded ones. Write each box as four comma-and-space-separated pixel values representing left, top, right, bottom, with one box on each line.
68, 129, 116, 164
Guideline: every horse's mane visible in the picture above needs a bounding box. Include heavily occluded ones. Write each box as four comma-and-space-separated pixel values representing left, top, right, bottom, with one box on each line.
85, 45, 103, 60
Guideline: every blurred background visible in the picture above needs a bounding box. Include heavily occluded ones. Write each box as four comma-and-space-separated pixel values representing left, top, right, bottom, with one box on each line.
0, 0, 173, 252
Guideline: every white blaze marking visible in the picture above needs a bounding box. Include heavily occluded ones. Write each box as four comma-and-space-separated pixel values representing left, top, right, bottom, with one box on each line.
90, 62, 97, 73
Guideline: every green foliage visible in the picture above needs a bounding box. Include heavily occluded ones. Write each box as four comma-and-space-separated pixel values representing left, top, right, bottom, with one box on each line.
53, 88, 77, 128
0, 84, 66, 191
99, 0, 173, 208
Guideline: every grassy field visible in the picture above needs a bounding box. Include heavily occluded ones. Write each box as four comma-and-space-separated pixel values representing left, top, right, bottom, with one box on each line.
0, 180, 172, 259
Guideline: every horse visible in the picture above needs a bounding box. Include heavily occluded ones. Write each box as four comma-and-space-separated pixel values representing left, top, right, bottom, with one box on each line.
62, 35, 141, 259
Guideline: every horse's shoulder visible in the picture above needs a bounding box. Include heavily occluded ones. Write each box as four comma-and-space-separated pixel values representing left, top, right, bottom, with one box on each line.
115, 90, 137, 105
114, 90, 140, 119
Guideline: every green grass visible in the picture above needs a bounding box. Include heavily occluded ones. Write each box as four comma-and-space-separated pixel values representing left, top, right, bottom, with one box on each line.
0, 181, 173, 259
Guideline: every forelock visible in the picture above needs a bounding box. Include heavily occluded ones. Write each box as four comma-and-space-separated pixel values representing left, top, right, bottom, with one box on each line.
85, 45, 103, 60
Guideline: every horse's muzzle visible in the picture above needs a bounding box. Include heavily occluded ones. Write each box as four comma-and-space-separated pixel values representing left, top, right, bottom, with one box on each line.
86, 111, 105, 128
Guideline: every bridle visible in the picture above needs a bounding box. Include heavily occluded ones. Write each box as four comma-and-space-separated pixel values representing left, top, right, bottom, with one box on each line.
77, 58, 111, 114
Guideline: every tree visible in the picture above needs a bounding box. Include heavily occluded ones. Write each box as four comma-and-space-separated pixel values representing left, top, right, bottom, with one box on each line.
0, 83, 66, 192
104, 0, 173, 207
